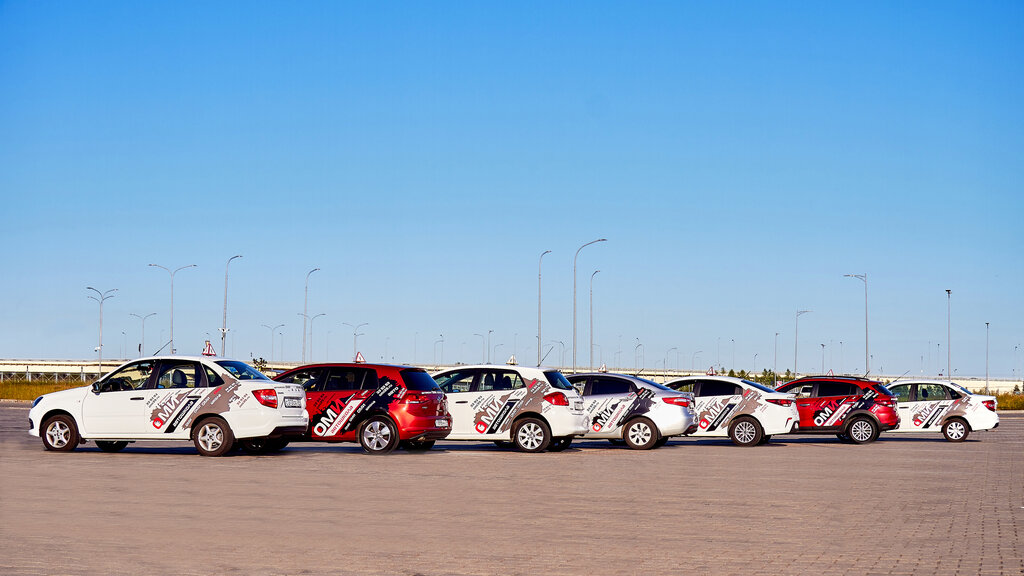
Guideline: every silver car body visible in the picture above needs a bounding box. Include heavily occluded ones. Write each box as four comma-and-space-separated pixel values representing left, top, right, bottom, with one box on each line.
568, 373, 696, 440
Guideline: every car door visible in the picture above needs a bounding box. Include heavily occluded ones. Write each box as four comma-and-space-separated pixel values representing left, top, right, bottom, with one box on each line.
81, 360, 157, 436
309, 366, 377, 440
889, 383, 914, 431
142, 359, 210, 438
692, 380, 744, 435
276, 367, 326, 438
904, 383, 954, 431
808, 381, 860, 429
582, 376, 638, 437
433, 369, 480, 439
466, 369, 530, 439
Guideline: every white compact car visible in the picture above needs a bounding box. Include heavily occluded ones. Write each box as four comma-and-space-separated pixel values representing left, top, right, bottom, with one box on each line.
885, 380, 999, 441
665, 376, 800, 446
566, 373, 696, 450
432, 365, 588, 452
29, 356, 308, 456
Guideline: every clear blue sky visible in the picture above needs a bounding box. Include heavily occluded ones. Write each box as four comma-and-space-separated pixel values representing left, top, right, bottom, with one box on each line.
2, 1, 1021, 379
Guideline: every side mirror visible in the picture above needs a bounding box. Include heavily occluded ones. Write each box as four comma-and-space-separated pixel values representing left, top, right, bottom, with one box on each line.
91, 382, 102, 394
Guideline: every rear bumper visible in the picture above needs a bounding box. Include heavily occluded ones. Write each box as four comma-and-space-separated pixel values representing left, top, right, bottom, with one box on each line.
406, 429, 452, 441
266, 425, 308, 438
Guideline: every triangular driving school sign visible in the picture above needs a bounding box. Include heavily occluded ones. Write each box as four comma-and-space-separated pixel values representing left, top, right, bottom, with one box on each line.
354, 351, 365, 363
202, 340, 216, 356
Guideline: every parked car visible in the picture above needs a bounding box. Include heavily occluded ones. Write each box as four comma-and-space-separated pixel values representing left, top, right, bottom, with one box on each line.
664, 375, 799, 446
775, 376, 899, 444
885, 380, 999, 441
432, 365, 588, 452
273, 363, 451, 454
565, 373, 695, 449
29, 356, 308, 457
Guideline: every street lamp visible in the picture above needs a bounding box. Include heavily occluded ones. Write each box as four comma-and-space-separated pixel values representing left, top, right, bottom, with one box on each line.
549, 340, 565, 367
666, 347, 678, 374
731, 338, 735, 370
946, 289, 952, 383
590, 269, 600, 371
343, 322, 369, 362
692, 350, 702, 371
86, 287, 117, 378
148, 263, 196, 354
130, 312, 156, 357
985, 322, 989, 393
302, 268, 320, 363
220, 255, 242, 357
634, 339, 643, 372
487, 329, 493, 363
261, 323, 284, 363
474, 333, 485, 363
309, 313, 326, 363
795, 310, 811, 377
844, 273, 869, 376
774, 332, 779, 384
493, 343, 503, 364
538, 249, 551, 367
820, 343, 825, 374
573, 238, 606, 374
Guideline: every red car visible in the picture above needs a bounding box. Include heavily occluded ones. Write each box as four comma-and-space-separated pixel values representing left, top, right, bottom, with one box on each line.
273, 363, 451, 454
776, 376, 898, 444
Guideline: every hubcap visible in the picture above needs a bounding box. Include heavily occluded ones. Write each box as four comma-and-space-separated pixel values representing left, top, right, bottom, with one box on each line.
198, 424, 224, 452
948, 422, 965, 439
735, 421, 756, 444
47, 421, 70, 448
363, 421, 391, 451
518, 422, 543, 450
850, 420, 873, 442
629, 422, 652, 446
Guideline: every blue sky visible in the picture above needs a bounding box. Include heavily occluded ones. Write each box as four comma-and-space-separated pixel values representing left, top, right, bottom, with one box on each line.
1, 1, 1021, 379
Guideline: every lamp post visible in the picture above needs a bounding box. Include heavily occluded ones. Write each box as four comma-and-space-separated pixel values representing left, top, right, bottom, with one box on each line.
692, 350, 702, 371
549, 340, 565, 367
985, 322, 989, 393
731, 338, 735, 371
220, 255, 242, 357
148, 263, 196, 354
309, 313, 326, 363
573, 238, 606, 374
343, 322, 369, 361
820, 343, 825, 374
753, 353, 758, 374
86, 287, 117, 378
946, 289, 952, 383
130, 312, 156, 357
261, 323, 284, 363
302, 268, 320, 363
487, 329, 493, 363
795, 310, 811, 377
589, 269, 600, 371
538, 250, 551, 367
634, 339, 643, 372
493, 343, 504, 364
666, 347, 677, 374
474, 333, 485, 363
844, 273, 869, 375
774, 332, 779, 384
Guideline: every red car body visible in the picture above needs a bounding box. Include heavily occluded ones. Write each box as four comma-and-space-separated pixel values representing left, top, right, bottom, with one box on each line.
273, 363, 451, 453
776, 376, 898, 442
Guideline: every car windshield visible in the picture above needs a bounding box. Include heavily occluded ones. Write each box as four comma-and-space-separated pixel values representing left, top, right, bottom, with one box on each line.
872, 384, 895, 396
401, 369, 443, 392
215, 361, 271, 381
543, 371, 574, 390
742, 379, 779, 393
636, 376, 673, 391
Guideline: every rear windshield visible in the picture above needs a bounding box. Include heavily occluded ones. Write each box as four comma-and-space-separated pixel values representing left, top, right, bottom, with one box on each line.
216, 361, 271, 381
636, 376, 673, 392
401, 369, 443, 392
871, 384, 895, 396
543, 371, 574, 391
742, 379, 779, 394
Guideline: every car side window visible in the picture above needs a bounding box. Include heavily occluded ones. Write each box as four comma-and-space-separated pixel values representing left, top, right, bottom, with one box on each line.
278, 368, 324, 392
917, 384, 948, 401
434, 370, 476, 393
98, 361, 155, 392
590, 377, 634, 395
203, 366, 224, 388
324, 367, 374, 391
671, 382, 695, 394
698, 380, 740, 397
154, 361, 200, 389
778, 383, 812, 398
815, 382, 857, 397
888, 384, 912, 403
476, 371, 524, 392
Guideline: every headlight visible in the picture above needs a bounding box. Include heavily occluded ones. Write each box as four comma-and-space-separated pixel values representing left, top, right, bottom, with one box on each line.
31, 396, 43, 408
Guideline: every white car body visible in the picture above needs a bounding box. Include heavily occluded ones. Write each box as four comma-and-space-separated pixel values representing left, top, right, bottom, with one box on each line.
886, 379, 999, 441
432, 365, 588, 451
567, 373, 696, 447
29, 356, 308, 455
666, 375, 800, 445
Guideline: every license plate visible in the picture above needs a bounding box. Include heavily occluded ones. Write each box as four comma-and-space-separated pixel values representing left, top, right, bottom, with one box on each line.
284, 397, 301, 408
573, 401, 584, 410
435, 418, 448, 427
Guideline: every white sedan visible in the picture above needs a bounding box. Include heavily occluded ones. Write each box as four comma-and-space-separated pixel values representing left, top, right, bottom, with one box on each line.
29, 356, 308, 456
666, 375, 799, 446
885, 380, 999, 441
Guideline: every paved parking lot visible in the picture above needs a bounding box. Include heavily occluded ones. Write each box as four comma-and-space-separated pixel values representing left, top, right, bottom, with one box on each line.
2, 401, 1022, 576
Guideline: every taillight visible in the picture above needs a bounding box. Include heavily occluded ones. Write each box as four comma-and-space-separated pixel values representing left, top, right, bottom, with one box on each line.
252, 389, 278, 409
402, 392, 425, 404
543, 392, 569, 406
662, 396, 691, 407
983, 400, 996, 412
766, 398, 793, 407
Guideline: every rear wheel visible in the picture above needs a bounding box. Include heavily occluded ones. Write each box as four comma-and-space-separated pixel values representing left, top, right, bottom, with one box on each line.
846, 417, 879, 444
728, 417, 763, 447
942, 418, 970, 442
623, 417, 660, 450
512, 417, 551, 453
95, 441, 128, 453
359, 416, 399, 455
192, 417, 235, 457
547, 437, 572, 452
41, 415, 79, 452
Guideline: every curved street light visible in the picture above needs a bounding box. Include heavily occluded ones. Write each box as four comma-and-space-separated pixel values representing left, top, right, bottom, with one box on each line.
220, 255, 243, 357
537, 250, 552, 367
130, 312, 156, 358
86, 287, 117, 377
343, 322, 369, 362
573, 238, 606, 373
149, 263, 196, 354
302, 268, 320, 363
261, 323, 284, 363
844, 273, 868, 375
795, 310, 811, 377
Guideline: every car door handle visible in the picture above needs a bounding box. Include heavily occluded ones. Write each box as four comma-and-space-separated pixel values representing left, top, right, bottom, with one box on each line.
797, 402, 812, 407
187, 395, 202, 399
130, 397, 145, 401
898, 406, 910, 409
456, 400, 469, 404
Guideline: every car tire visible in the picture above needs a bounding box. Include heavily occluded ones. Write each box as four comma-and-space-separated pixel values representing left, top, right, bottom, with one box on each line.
846, 417, 879, 444
192, 417, 235, 457
728, 416, 763, 447
547, 437, 572, 452
95, 441, 128, 453
512, 417, 551, 453
41, 414, 79, 452
942, 418, 970, 442
623, 417, 660, 450
358, 416, 399, 455
402, 440, 436, 451
239, 437, 288, 455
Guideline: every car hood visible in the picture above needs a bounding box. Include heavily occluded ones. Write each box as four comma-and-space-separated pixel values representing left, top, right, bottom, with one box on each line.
34, 384, 91, 406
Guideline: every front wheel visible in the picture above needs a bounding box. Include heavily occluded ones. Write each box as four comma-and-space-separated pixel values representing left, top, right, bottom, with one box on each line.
359, 416, 399, 455
192, 417, 235, 457
846, 417, 879, 444
728, 417, 763, 447
41, 415, 79, 452
942, 418, 970, 442
95, 441, 128, 453
512, 418, 551, 453
623, 417, 660, 450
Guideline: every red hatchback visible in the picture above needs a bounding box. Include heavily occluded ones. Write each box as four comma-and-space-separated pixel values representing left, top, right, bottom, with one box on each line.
273, 363, 451, 454
776, 376, 899, 444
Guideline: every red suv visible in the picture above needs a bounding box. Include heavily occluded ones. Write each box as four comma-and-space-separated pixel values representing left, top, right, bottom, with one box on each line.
776, 376, 898, 444
273, 363, 451, 454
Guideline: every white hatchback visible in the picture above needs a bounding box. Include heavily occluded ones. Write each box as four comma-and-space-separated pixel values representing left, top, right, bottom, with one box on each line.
432, 365, 588, 452
885, 380, 999, 442
29, 356, 308, 456
666, 376, 800, 446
